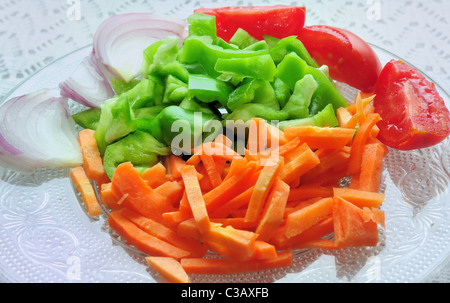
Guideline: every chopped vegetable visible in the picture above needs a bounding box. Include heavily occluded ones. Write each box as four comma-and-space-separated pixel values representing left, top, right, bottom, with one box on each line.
70, 166, 101, 217
146, 256, 190, 283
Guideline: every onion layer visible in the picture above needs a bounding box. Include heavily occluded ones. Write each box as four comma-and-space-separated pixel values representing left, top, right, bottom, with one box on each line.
0, 89, 82, 172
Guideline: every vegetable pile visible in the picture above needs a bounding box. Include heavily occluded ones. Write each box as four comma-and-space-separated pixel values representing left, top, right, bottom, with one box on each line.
0, 4, 449, 283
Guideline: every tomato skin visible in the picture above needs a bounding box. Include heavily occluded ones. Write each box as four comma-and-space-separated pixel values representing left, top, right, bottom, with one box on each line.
373, 59, 450, 150
194, 6, 306, 42
298, 25, 382, 93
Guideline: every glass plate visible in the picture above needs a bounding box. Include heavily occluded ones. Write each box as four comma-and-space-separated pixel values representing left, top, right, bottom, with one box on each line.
1, 44, 449, 283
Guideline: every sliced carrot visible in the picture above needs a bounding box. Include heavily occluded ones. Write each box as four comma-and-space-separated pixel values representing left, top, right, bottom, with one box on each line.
283, 197, 323, 217
214, 133, 233, 148
162, 210, 192, 229
247, 118, 267, 154
284, 126, 356, 150
336, 107, 354, 128
119, 208, 207, 258
347, 93, 375, 115
362, 207, 386, 229
209, 185, 254, 218
332, 196, 380, 248
251, 241, 278, 260
284, 197, 334, 239
180, 165, 211, 234
244, 155, 284, 223
108, 211, 190, 259
288, 185, 333, 202
146, 256, 190, 283
200, 153, 223, 188
70, 166, 101, 217
154, 180, 184, 208
292, 238, 338, 250
332, 187, 385, 208
346, 113, 382, 175
166, 154, 186, 179
100, 182, 121, 211
300, 147, 350, 183
111, 162, 174, 223
355, 142, 386, 192
279, 146, 320, 184
211, 217, 258, 231
255, 178, 290, 242
180, 250, 293, 275
187, 142, 242, 166
283, 142, 311, 164
141, 162, 167, 188
77, 129, 110, 186
266, 122, 288, 147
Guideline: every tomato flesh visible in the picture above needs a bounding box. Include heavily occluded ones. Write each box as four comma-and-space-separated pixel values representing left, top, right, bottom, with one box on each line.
298, 25, 382, 93
373, 60, 450, 150
194, 5, 306, 42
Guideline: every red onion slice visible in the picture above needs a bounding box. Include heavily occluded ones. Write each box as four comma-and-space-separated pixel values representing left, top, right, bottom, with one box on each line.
0, 89, 82, 172
93, 13, 188, 83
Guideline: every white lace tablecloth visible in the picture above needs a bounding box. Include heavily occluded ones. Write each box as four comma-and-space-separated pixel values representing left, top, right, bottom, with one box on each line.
0, 0, 449, 283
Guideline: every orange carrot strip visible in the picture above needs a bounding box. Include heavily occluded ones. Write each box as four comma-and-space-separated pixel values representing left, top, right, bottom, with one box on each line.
251, 241, 278, 260
200, 153, 223, 188
284, 197, 334, 239
180, 165, 211, 234
279, 146, 320, 185
111, 162, 174, 223
300, 148, 350, 183
180, 250, 292, 275
70, 166, 101, 217
283, 142, 311, 164
292, 238, 338, 250
141, 162, 167, 188
119, 208, 207, 258
162, 210, 192, 229
356, 142, 387, 192
100, 182, 121, 211
108, 211, 190, 259
166, 155, 186, 179
255, 178, 290, 242
77, 129, 110, 186
247, 118, 267, 154
266, 122, 288, 147
210, 186, 254, 219
288, 185, 333, 202
283, 197, 323, 217
333, 196, 380, 248
244, 155, 284, 223
154, 181, 184, 208
145, 256, 190, 283
187, 142, 242, 166
214, 133, 233, 148
332, 187, 385, 208
284, 126, 356, 150
211, 217, 258, 231
346, 113, 382, 175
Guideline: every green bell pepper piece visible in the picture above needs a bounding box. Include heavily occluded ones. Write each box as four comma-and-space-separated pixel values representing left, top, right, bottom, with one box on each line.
227, 79, 279, 111
272, 77, 291, 109
224, 103, 288, 123
277, 103, 338, 130
282, 74, 318, 119
276, 52, 348, 115
72, 108, 101, 130
110, 78, 140, 95
179, 35, 268, 78
133, 105, 166, 120
179, 97, 220, 118
121, 77, 163, 109
143, 36, 189, 83
215, 54, 277, 82
188, 73, 233, 108
163, 75, 189, 104
229, 28, 259, 49
103, 130, 170, 179
269, 35, 319, 67
187, 13, 218, 44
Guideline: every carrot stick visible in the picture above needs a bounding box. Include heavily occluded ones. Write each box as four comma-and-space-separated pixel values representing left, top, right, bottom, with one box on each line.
111, 162, 174, 223
279, 146, 320, 184
356, 142, 386, 192
119, 208, 207, 258
141, 162, 167, 188
100, 182, 121, 211
166, 155, 186, 179
154, 181, 184, 208
145, 256, 190, 283
288, 185, 333, 202
284, 126, 356, 150
211, 217, 258, 231
247, 118, 267, 154
214, 133, 233, 148
346, 113, 382, 175
291, 238, 338, 250
284, 197, 334, 239
209, 186, 254, 219
255, 178, 290, 241
244, 155, 284, 223
162, 210, 192, 229
108, 211, 191, 259
70, 166, 101, 217
187, 142, 242, 166
77, 129, 110, 185
200, 153, 223, 188
251, 241, 278, 260
332, 187, 385, 208
180, 250, 293, 275
180, 165, 211, 234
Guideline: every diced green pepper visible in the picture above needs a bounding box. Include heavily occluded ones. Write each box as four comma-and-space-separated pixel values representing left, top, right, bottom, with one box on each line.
163, 75, 189, 104
224, 103, 288, 123
72, 108, 101, 130
229, 28, 259, 49
277, 103, 339, 130
277, 52, 348, 115
227, 79, 279, 111
282, 74, 318, 119
133, 105, 166, 120
110, 78, 140, 95
103, 130, 170, 179
188, 74, 233, 108
215, 54, 277, 82
187, 13, 218, 44
272, 77, 291, 108
122, 77, 162, 109
269, 35, 319, 67
179, 98, 220, 118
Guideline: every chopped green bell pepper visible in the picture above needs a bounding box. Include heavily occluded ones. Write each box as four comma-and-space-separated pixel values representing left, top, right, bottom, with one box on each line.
276, 52, 348, 115
224, 103, 288, 123
215, 54, 277, 82
188, 73, 233, 108
187, 13, 218, 44
277, 103, 338, 130
103, 130, 170, 179
282, 74, 318, 119
269, 35, 319, 67
229, 28, 259, 49
227, 78, 279, 111
72, 107, 101, 130
272, 77, 291, 108
163, 75, 188, 104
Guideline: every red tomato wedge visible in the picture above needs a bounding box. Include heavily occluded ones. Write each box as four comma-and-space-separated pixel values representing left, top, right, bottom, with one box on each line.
194, 5, 306, 42
298, 25, 382, 93
373, 59, 450, 150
